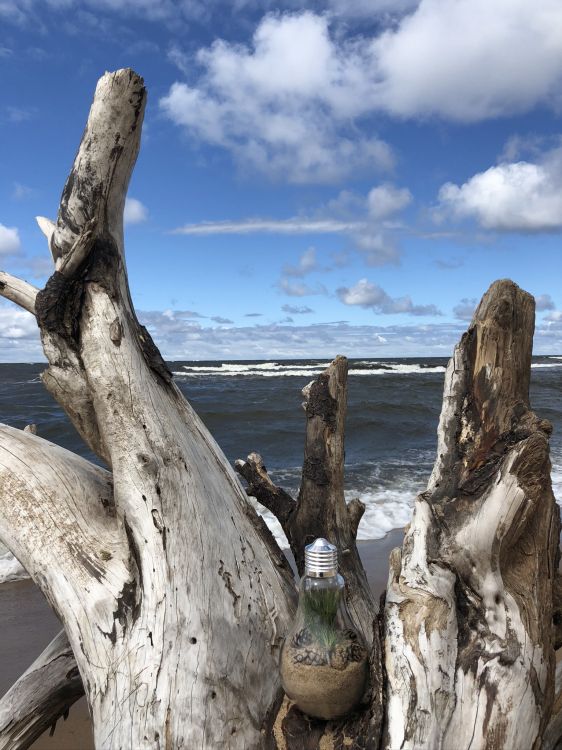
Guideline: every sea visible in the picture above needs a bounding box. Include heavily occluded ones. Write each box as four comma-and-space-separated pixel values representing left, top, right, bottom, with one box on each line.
1, 355, 561, 584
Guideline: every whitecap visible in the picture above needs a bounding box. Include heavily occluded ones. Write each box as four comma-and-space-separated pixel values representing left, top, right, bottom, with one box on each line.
0, 548, 29, 584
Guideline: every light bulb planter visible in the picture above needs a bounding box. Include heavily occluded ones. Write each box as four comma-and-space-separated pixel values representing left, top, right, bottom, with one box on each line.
279, 539, 368, 720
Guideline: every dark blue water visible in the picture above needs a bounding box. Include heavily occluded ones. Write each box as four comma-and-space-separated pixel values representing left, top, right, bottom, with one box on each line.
0, 356, 560, 561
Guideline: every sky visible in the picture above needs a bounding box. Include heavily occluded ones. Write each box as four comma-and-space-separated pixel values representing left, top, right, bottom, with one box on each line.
1, 0, 562, 361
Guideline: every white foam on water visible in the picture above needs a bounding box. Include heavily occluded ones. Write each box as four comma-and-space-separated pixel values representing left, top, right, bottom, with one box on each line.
349, 364, 446, 375
531, 363, 562, 369
173, 362, 448, 378
173, 368, 325, 378
0, 545, 28, 584
248, 483, 417, 550
348, 488, 415, 540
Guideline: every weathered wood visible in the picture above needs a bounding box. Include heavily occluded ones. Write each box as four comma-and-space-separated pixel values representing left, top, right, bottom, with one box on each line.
0, 68, 296, 749
0, 630, 83, 750
235, 452, 296, 529
384, 280, 560, 750
0, 272, 37, 315
0, 68, 559, 750
238, 356, 383, 748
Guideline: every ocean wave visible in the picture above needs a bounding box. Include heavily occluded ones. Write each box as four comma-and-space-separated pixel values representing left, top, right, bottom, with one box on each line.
0, 549, 28, 584
530, 363, 562, 369
173, 362, 448, 378
181, 362, 330, 373
2, 455, 561, 584
173, 369, 325, 378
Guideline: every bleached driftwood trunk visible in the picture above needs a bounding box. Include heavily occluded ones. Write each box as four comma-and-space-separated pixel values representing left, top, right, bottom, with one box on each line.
0, 630, 82, 749
0, 70, 295, 749
384, 281, 560, 750
0, 68, 560, 750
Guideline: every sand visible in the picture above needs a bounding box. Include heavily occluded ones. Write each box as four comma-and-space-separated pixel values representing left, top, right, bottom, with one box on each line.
0, 529, 403, 749
280, 647, 368, 720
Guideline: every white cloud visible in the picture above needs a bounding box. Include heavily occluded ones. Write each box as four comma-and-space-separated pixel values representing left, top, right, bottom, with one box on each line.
352, 231, 400, 266
283, 247, 319, 277
173, 181, 407, 267
536, 294, 555, 312
139, 309, 465, 360
167, 43, 189, 75
282, 304, 313, 314
0, 303, 42, 361
159, 3, 562, 183
0, 223, 21, 255
367, 184, 412, 220
173, 218, 360, 235
453, 298, 477, 321
124, 197, 148, 225
278, 278, 327, 298
12, 183, 33, 200
373, 0, 562, 121
437, 146, 562, 231
160, 12, 393, 183
4, 106, 35, 123
337, 278, 441, 316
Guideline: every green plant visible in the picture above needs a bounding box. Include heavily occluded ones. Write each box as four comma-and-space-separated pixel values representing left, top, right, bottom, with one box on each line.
301, 588, 342, 651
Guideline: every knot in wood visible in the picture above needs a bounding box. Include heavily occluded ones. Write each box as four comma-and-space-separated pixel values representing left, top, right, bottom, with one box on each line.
305, 374, 337, 428
36, 271, 83, 345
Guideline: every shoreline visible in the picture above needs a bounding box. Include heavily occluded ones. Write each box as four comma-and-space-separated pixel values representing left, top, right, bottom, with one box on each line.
0, 529, 404, 749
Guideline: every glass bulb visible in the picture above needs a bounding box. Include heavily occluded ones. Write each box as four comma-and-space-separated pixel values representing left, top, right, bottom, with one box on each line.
280, 538, 368, 720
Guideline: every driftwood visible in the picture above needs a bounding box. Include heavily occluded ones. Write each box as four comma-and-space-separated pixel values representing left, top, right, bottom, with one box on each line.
0, 630, 82, 749
0, 68, 560, 750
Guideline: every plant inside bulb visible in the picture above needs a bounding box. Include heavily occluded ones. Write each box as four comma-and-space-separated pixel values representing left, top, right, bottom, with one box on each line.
280, 568, 368, 720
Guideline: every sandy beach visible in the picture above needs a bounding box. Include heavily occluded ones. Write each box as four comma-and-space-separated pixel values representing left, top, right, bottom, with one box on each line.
0, 530, 403, 749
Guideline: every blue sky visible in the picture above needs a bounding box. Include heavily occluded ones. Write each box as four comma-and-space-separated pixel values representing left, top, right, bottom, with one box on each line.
1, 0, 562, 361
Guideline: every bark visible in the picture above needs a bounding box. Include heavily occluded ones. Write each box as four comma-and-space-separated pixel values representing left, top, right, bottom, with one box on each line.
0, 630, 83, 750
384, 280, 560, 750
0, 68, 558, 750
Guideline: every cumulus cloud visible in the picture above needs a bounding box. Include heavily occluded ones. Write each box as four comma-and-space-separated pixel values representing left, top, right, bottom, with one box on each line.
0, 303, 42, 361
278, 278, 327, 298
160, 12, 393, 183
159, 2, 562, 182
124, 197, 148, 225
138, 309, 466, 360
283, 247, 319, 277
372, 0, 562, 121
437, 146, 562, 231
337, 278, 441, 316
0, 223, 21, 255
352, 232, 400, 267
167, 43, 190, 75
453, 298, 477, 321
536, 294, 556, 311
367, 184, 412, 220
282, 304, 313, 314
